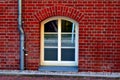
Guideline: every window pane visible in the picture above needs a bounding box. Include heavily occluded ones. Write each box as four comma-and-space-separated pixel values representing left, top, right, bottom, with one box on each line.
61, 20, 74, 32
44, 48, 58, 61
61, 49, 75, 61
44, 20, 58, 32
61, 34, 75, 47
44, 34, 58, 47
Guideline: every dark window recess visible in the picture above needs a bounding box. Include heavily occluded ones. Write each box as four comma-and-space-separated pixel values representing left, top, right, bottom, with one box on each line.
44, 20, 58, 32
61, 20, 74, 32
61, 49, 75, 61
44, 48, 58, 61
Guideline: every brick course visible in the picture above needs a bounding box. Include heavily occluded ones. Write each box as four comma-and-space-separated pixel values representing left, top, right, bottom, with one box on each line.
0, 0, 120, 72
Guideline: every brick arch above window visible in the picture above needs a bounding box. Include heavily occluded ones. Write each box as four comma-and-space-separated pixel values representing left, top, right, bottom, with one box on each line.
34, 5, 84, 23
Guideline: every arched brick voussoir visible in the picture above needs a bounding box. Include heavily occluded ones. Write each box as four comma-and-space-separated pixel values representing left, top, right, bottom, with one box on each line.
34, 5, 83, 23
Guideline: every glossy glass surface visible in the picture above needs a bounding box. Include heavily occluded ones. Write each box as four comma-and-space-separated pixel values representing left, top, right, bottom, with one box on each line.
61, 48, 75, 61
44, 48, 58, 61
44, 34, 58, 47
44, 20, 58, 32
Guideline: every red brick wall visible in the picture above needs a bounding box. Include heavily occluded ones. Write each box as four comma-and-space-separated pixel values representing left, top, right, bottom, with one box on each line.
0, 0, 120, 72
0, 0, 19, 69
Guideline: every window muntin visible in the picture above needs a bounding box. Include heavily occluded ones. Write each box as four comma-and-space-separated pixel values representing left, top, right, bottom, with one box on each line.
44, 20, 75, 61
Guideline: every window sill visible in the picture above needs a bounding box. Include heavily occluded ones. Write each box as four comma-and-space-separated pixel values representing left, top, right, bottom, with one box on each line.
39, 66, 78, 72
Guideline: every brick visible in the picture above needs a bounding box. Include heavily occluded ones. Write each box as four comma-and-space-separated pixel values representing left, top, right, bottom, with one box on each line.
0, 0, 120, 72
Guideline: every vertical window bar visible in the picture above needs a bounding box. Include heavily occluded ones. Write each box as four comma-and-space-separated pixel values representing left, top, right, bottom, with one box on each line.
71, 23, 75, 43
58, 19, 61, 62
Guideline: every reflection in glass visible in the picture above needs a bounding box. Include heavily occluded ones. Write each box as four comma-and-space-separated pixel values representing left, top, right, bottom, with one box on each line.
44, 34, 58, 47
44, 48, 58, 61
61, 49, 75, 61
44, 20, 58, 32
43, 19, 76, 62
61, 20, 74, 32
61, 34, 75, 47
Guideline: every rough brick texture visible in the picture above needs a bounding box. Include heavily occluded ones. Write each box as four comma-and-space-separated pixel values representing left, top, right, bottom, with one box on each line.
0, 0, 120, 72
0, 0, 19, 70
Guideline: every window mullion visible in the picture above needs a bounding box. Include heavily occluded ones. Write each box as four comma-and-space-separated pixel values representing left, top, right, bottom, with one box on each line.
58, 19, 61, 62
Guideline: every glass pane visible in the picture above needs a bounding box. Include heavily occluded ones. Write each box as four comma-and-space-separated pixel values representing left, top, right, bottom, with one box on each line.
44, 20, 58, 32
44, 34, 58, 47
44, 48, 58, 61
61, 49, 75, 61
61, 34, 75, 47
61, 20, 75, 32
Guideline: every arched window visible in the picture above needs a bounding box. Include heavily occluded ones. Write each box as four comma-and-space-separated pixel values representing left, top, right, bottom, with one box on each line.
40, 17, 79, 66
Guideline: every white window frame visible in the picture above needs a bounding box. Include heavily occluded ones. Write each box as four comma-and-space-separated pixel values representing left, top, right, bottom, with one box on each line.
40, 16, 79, 66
